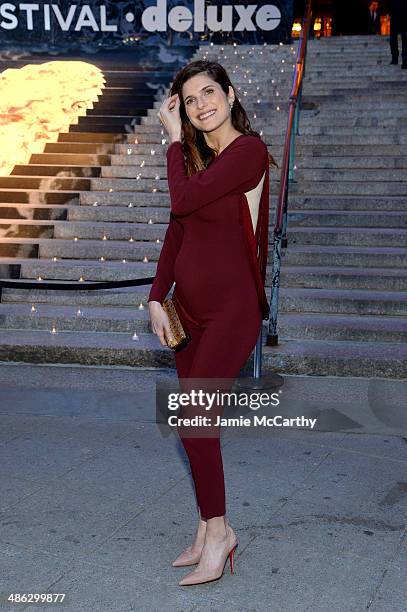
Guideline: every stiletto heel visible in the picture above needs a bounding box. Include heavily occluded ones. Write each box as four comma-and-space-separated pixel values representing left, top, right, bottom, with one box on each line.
229, 543, 237, 574
178, 529, 238, 586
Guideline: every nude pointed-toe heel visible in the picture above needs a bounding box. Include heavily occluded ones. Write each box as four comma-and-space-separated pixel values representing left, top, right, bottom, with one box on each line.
172, 547, 201, 567
178, 540, 238, 586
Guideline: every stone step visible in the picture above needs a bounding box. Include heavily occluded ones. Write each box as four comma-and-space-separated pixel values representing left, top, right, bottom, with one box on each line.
77, 191, 407, 211
304, 94, 407, 104
303, 109, 407, 120
0, 231, 395, 260
279, 287, 407, 316
0, 204, 69, 221
261, 338, 407, 379
128, 132, 407, 145
306, 84, 407, 95
1, 286, 151, 307
88, 176, 407, 197
305, 101, 407, 112
66, 206, 407, 227
0, 238, 162, 261
99, 165, 407, 182
3, 279, 406, 318
69, 123, 141, 134
2, 230, 406, 286
305, 72, 407, 80
44, 143, 117, 154
77, 115, 148, 125
9, 225, 402, 251
116, 143, 407, 157
144, 114, 407, 128
0, 176, 91, 191
1, 244, 404, 281
0, 302, 151, 333
0, 329, 404, 377
287, 181, 407, 196
0, 330, 174, 368
0, 303, 405, 343
109, 153, 407, 169
58, 132, 127, 144
11, 165, 102, 178
87, 106, 156, 117
2, 208, 405, 231
280, 266, 407, 291
52, 220, 165, 240
18, 258, 158, 281
283, 245, 407, 268
30, 153, 112, 166
294, 168, 407, 181
287, 210, 407, 228
277, 313, 407, 343
294, 157, 407, 169
0, 190, 79, 205
79, 191, 168, 207
96, 93, 158, 103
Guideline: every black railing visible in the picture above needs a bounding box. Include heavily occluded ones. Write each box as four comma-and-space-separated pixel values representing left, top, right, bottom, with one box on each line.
266, 0, 313, 347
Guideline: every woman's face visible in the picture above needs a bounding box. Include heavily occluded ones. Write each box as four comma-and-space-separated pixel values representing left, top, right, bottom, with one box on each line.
181, 73, 233, 133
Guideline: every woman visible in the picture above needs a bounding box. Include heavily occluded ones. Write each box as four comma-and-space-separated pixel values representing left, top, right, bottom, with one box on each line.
148, 59, 277, 586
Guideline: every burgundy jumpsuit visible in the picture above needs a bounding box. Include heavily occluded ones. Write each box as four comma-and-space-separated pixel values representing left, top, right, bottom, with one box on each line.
148, 134, 270, 519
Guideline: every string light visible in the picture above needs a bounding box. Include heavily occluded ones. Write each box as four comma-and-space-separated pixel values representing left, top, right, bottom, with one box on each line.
50, 325, 57, 334
79, 276, 84, 282
102, 234, 107, 240
100, 256, 105, 261
138, 302, 144, 310
31, 304, 36, 312
52, 256, 58, 261
129, 237, 134, 242
132, 331, 139, 341
143, 256, 149, 262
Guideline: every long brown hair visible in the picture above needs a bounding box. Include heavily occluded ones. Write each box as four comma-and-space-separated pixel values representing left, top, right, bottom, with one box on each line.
169, 59, 278, 177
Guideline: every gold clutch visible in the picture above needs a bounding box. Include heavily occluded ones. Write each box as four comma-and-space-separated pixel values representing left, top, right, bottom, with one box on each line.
162, 297, 191, 352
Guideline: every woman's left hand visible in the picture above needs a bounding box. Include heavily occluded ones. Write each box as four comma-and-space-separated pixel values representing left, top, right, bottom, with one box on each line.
157, 93, 182, 141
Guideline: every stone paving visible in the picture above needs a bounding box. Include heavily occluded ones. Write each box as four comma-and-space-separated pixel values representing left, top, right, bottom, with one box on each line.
0, 363, 406, 612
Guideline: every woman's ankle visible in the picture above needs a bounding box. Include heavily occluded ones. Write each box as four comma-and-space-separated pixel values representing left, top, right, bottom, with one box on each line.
205, 515, 228, 538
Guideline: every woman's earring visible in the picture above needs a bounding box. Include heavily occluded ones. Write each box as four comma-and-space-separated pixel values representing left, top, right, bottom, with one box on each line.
229, 100, 234, 111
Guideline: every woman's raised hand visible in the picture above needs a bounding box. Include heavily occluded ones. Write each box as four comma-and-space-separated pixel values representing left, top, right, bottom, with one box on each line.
148, 301, 174, 348
157, 93, 182, 142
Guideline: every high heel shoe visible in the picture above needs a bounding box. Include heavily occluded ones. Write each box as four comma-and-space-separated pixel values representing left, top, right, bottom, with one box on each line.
172, 546, 202, 567
178, 529, 238, 586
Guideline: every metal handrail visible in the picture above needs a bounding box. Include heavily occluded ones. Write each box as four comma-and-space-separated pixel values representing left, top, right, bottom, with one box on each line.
266, 0, 313, 347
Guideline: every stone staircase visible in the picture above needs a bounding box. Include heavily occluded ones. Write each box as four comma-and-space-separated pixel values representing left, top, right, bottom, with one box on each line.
0, 36, 406, 378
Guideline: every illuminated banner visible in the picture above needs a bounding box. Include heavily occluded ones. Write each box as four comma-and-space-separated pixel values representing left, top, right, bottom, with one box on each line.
0, 1, 293, 46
